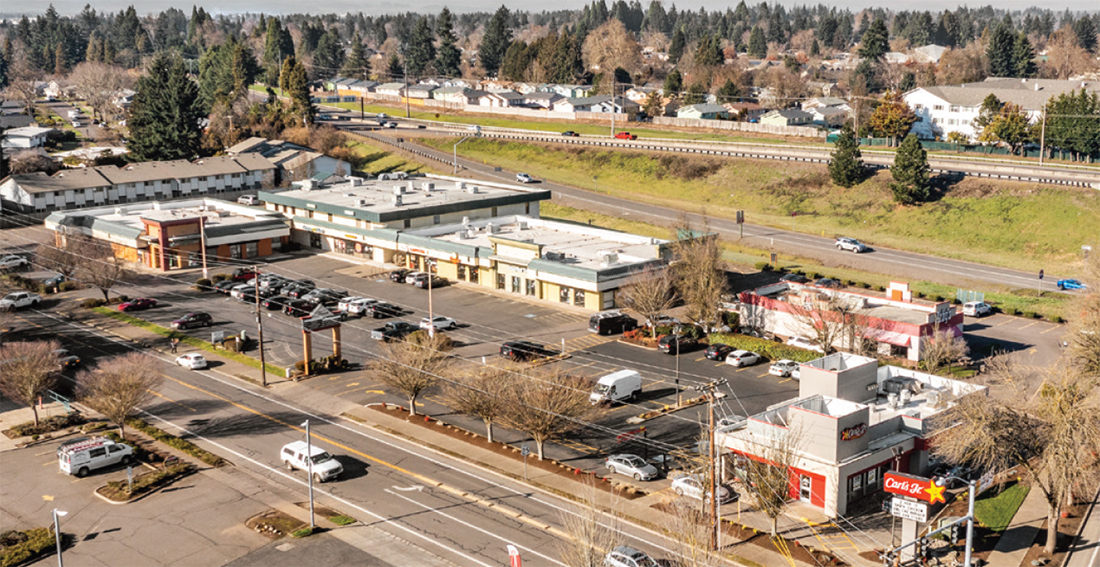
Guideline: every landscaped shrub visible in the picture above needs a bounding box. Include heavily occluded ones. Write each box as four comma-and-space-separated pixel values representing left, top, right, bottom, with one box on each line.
328, 515, 356, 526
58, 281, 76, 292
292, 527, 314, 538
0, 527, 54, 567
82, 298, 106, 308
1004, 307, 1019, 316
794, 269, 805, 276
211, 274, 230, 283
707, 333, 821, 362
195, 278, 212, 290
1050, 315, 1064, 323
876, 285, 887, 292
124, 417, 226, 467
844, 279, 856, 286
754, 262, 773, 272
857, 282, 870, 289
931, 295, 944, 302
1021, 311, 1036, 319
806, 272, 819, 280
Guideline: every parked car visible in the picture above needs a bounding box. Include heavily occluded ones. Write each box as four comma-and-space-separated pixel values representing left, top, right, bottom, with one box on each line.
118, 297, 157, 312
614, 132, 637, 140
726, 350, 762, 367
170, 312, 212, 330
499, 340, 556, 362
366, 302, 403, 318
0, 292, 42, 311
657, 334, 697, 355
283, 299, 317, 317
404, 271, 427, 284
420, 316, 457, 332
704, 344, 734, 361
962, 301, 992, 317
516, 173, 535, 183
389, 269, 410, 282
769, 360, 801, 379
414, 275, 449, 289
281, 441, 343, 482
58, 438, 133, 478
671, 474, 736, 504
604, 546, 658, 567
1057, 279, 1087, 290
0, 255, 29, 271
42, 274, 68, 288
786, 336, 824, 353
816, 278, 842, 289
237, 195, 259, 205
561, 131, 579, 137
371, 321, 419, 341
339, 297, 377, 315
780, 273, 808, 283
231, 267, 259, 281
835, 237, 868, 253
738, 326, 777, 341
262, 296, 290, 310
213, 280, 239, 294
588, 311, 638, 335
175, 353, 208, 370
605, 454, 658, 481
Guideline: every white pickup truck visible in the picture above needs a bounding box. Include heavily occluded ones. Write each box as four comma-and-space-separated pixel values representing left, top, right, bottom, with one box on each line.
0, 292, 42, 310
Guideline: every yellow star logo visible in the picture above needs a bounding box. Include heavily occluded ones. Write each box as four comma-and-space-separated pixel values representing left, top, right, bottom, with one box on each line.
924, 482, 947, 504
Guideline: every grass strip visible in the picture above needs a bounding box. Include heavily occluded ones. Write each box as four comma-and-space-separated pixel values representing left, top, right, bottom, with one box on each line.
92, 307, 287, 378
327, 515, 356, 526
98, 462, 195, 502
974, 481, 1030, 532
123, 416, 227, 467
0, 527, 55, 567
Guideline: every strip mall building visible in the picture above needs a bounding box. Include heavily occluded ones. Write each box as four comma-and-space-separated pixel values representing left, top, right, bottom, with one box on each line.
718, 353, 986, 518
260, 174, 684, 311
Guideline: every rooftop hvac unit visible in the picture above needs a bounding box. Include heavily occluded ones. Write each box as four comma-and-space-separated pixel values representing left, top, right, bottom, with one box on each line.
462, 216, 470, 226
394, 185, 404, 194
882, 378, 917, 395
392, 194, 402, 206
600, 253, 618, 266
467, 185, 479, 194
518, 220, 528, 230
348, 176, 364, 186
457, 181, 466, 191
887, 392, 899, 409
356, 199, 369, 207
407, 181, 415, 193
899, 389, 912, 405
345, 193, 356, 197
544, 251, 564, 261
925, 390, 940, 408
425, 183, 435, 192
458, 229, 473, 239
488, 222, 501, 234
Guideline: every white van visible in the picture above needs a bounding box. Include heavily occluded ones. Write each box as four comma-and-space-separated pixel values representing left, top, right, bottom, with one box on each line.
280, 441, 343, 482
590, 370, 642, 405
58, 437, 134, 477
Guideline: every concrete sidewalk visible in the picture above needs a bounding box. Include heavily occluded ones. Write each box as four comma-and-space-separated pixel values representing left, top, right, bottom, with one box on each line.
986, 483, 1047, 567
53, 304, 886, 567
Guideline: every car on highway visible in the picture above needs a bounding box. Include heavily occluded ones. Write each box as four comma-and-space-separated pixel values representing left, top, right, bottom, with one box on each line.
704, 344, 734, 361
768, 359, 801, 379
376, 113, 389, 120
499, 340, 556, 362
962, 301, 992, 317
0, 255, 29, 271
420, 316, 457, 332
614, 132, 637, 140
237, 195, 259, 205
170, 312, 212, 330
725, 350, 762, 367
1057, 279, 1087, 290
780, 273, 808, 283
281, 441, 343, 483
561, 131, 579, 137
118, 298, 157, 312
175, 353, 208, 370
0, 292, 42, 311
604, 546, 658, 567
786, 336, 824, 353
835, 237, 868, 253
604, 454, 658, 481
366, 302, 403, 318
389, 269, 410, 282
54, 349, 82, 370
657, 334, 697, 355
671, 474, 736, 503
383, 121, 398, 128
516, 173, 535, 183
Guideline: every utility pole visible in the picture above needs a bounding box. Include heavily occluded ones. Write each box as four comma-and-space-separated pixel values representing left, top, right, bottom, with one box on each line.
301, 420, 315, 529
689, 377, 728, 551
1038, 110, 1047, 165
427, 259, 435, 337
610, 79, 616, 137
253, 266, 267, 387
403, 61, 410, 119
199, 214, 208, 279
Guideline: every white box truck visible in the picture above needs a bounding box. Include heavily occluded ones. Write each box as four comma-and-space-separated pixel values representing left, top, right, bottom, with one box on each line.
590, 370, 642, 405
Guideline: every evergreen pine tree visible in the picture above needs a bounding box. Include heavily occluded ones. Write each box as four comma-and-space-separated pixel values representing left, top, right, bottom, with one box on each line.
280, 56, 314, 126
387, 54, 404, 81
748, 25, 767, 58
890, 133, 931, 205
1012, 33, 1036, 78
342, 34, 372, 81
435, 8, 462, 78
314, 30, 346, 79
987, 22, 1016, 77
128, 53, 204, 162
668, 27, 686, 63
1073, 17, 1097, 53
264, 18, 294, 86
683, 82, 706, 105
480, 6, 513, 76
810, 38, 820, 57
663, 69, 683, 97
857, 17, 888, 61
716, 79, 740, 102
694, 34, 722, 67
828, 124, 864, 188
406, 17, 436, 78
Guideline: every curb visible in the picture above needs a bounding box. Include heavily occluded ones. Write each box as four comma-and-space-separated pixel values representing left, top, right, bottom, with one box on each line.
91, 465, 195, 506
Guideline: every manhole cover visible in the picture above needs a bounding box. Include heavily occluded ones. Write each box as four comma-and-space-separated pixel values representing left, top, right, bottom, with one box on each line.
276, 543, 296, 552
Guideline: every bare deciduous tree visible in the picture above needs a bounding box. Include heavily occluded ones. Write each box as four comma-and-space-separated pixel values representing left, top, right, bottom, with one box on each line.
370, 331, 454, 417
36, 235, 83, 280
919, 327, 969, 375
1066, 252, 1099, 376
557, 480, 623, 567
70, 237, 129, 301
68, 62, 133, 122
445, 364, 516, 443
0, 341, 61, 426
733, 423, 805, 537
662, 497, 719, 567
619, 265, 677, 337
9, 150, 57, 175
934, 359, 1100, 555
77, 352, 163, 437
787, 291, 869, 355
504, 367, 603, 460
2, 61, 41, 115
670, 218, 727, 332
581, 20, 642, 84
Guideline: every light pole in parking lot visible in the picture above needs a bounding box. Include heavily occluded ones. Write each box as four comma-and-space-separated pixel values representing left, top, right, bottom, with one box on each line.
52, 509, 67, 567
253, 266, 267, 387
301, 420, 315, 529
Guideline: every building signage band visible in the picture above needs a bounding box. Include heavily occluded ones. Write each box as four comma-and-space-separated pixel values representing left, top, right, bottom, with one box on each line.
889, 497, 929, 522
883, 472, 947, 504
840, 423, 867, 441
408, 247, 428, 255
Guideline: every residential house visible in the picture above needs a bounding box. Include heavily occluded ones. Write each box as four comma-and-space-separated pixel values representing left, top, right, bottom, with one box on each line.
1, 126, 54, 149
884, 52, 910, 65
480, 91, 524, 108
375, 83, 405, 97
808, 106, 849, 127
625, 86, 659, 103
522, 92, 563, 109
512, 82, 551, 94
550, 84, 595, 99
113, 89, 136, 111
676, 103, 730, 120
759, 108, 814, 127
801, 97, 850, 111
44, 81, 76, 99
724, 102, 766, 122
227, 137, 348, 185
478, 79, 514, 91
433, 87, 484, 105
404, 84, 436, 99
335, 80, 379, 97
0, 114, 37, 130
553, 95, 638, 114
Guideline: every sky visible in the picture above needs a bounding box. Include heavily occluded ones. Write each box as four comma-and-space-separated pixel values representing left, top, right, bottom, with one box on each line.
6, 0, 1098, 17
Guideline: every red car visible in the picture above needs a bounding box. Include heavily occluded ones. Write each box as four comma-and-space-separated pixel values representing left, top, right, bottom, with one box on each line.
614, 132, 637, 140
118, 297, 157, 312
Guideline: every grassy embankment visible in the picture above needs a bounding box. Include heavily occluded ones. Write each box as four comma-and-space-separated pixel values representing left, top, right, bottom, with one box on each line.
422, 138, 1099, 276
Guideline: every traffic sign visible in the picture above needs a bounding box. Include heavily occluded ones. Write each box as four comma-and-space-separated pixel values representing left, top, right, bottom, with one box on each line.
520, 444, 530, 457
889, 497, 929, 522
1039, 269, 1044, 280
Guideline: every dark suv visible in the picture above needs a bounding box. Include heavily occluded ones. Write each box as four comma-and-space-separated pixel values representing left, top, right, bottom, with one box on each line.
658, 334, 697, 355
366, 302, 403, 318
389, 269, 410, 282
499, 340, 556, 362
171, 312, 213, 330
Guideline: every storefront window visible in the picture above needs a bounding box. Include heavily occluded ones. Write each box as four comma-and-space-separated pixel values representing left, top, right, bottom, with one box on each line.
457, 265, 466, 281
230, 245, 242, 259
560, 287, 570, 303
511, 276, 520, 293
246, 242, 258, 258
526, 279, 536, 296
574, 289, 585, 306
496, 273, 505, 290
309, 233, 322, 249
469, 267, 479, 284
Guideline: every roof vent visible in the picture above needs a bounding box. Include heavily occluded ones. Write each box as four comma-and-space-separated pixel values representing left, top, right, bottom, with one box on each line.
356, 199, 368, 207
518, 220, 528, 230
425, 183, 435, 192
407, 181, 415, 193
394, 184, 404, 194
393, 194, 402, 206
457, 181, 466, 191
467, 185, 479, 194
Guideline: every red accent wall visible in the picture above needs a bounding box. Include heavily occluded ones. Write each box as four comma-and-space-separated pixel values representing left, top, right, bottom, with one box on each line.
788, 467, 827, 507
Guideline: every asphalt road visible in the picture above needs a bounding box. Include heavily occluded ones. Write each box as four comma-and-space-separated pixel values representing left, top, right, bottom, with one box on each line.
9, 306, 692, 567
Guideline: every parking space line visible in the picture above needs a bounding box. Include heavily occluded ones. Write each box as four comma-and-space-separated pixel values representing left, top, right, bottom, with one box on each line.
694, 357, 707, 362
992, 318, 1018, 327
714, 362, 726, 367
1018, 320, 1042, 330
1039, 325, 1062, 334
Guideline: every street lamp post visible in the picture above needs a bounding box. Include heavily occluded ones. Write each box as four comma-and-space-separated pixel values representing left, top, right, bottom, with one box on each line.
935, 476, 977, 567
52, 509, 67, 567
453, 135, 477, 174
301, 420, 315, 529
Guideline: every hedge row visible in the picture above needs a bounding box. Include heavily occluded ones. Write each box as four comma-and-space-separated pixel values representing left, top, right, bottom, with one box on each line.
706, 333, 821, 363
124, 417, 227, 467
0, 527, 54, 567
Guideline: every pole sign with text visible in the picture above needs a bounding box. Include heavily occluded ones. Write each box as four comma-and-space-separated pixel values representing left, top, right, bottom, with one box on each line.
883, 471, 947, 504
889, 497, 929, 522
